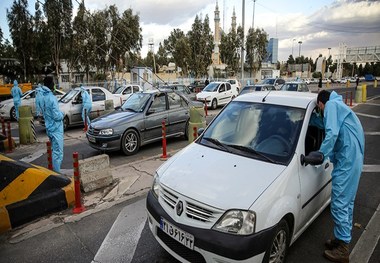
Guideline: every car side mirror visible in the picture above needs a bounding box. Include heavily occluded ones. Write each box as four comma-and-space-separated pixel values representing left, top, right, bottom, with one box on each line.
198, 128, 205, 136
301, 152, 324, 166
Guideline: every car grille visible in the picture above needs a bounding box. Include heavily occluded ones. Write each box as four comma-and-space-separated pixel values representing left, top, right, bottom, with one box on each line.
157, 227, 206, 263
161, 186, 221, 223
87, 126, 100, 136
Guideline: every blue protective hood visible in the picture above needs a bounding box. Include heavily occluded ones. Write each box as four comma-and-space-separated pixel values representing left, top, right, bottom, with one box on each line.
13, 80, 18, 86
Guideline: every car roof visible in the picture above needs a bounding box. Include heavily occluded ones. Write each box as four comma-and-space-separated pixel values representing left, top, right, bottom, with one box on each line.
234, 91, 316, 108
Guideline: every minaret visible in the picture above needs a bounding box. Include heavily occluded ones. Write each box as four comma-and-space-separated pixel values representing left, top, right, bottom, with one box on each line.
231, 7, 237, 33
212, 1, 221, 65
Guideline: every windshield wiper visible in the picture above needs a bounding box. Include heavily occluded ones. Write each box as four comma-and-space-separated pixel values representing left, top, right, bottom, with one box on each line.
203, 137, 232, 153
226, 144, 278, 164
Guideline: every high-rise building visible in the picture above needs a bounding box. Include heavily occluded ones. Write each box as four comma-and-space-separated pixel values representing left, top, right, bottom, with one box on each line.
266, 38, 278, 64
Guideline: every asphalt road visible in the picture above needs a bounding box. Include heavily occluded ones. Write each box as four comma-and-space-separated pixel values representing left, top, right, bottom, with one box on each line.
1, 86, 379, 263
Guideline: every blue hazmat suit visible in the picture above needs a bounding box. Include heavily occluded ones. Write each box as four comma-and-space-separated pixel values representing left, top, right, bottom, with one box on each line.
11, 80, 23, 120
310, 91, 365, 243
35, 84, 44, 117
41, 86, 64, 173
80, 86, 92, 126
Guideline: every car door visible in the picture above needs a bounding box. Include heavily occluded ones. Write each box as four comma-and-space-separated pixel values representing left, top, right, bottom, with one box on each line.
166, 92, 189, 136
121, 86, 132, 103
90, 88, 106, 119
143, 93, 169, 142
217, 83, 229, 105
298, 106, 332, 228
69, 93, 83, 124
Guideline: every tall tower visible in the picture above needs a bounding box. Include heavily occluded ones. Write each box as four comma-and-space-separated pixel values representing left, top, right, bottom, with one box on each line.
231, 7, 237, 33
212, 1, 221, 65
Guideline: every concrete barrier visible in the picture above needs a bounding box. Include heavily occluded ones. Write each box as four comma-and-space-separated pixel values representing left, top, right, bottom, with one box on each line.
0, 154, 74, 233
79, 154, 113, 193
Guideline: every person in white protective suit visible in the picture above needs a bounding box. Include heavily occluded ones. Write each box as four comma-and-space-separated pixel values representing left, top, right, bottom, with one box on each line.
11, 80, 23, 120
41, 77, 64, 173
80, 85, 92, 127
308, 90, 365, 263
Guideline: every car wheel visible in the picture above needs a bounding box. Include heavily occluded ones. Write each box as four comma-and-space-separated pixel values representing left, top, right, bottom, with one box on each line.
211, 99, 217, 110
63, 116, 69, 131
263, 219, 290, 263
10, 107, 16, 121
121, 129, 140, 156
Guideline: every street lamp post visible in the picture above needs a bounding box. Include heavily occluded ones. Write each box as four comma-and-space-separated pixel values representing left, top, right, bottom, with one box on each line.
292, 39, 296, 58
298, 41, 302, 58
252, 0, 257, 29
241, 0, 245, 82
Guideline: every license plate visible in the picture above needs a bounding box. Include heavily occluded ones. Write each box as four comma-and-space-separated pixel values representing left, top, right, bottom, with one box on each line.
88, 135, 96, 143
160, 218, 194, 250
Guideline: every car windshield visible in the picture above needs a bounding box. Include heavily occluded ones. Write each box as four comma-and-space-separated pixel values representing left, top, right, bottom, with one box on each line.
59, 89, 80, 103
261, 79, 275, 85
121, 92, 151, 112
203, 82, 219, 92
281, 84, 298, 91
21, 90, 34, 98
200, 101, 305, 164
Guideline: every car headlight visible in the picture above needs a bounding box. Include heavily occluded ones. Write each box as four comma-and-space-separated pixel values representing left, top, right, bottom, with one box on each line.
99, 128, 113, 135
212, 210, 256, 235
151, 173, 160, 199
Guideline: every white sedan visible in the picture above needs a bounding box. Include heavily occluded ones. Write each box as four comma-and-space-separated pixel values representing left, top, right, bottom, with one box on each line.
147, 91, 332, 263
196, 81, 238, 109
113, 84, 143, 104
0, 89, 65, 120
55, 86, 121, 130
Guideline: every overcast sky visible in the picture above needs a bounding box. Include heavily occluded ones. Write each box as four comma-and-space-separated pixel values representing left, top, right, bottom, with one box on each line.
1, 0, 380, 62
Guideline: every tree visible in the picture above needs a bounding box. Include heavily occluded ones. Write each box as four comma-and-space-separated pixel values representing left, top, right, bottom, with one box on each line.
245, 28, 268, 77
7, 0, 34, 81
220, 28, 241, 76
187, 15, 213, 78
43, 0, 73, 81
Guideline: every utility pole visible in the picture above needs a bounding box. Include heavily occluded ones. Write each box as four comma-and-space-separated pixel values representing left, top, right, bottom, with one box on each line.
298, 41, 303, 58
241, 0, 245, 82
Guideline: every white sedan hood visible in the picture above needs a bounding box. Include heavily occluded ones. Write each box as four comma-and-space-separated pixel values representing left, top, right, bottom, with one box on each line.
196, 92, 214, 100
159, 143, 286, 210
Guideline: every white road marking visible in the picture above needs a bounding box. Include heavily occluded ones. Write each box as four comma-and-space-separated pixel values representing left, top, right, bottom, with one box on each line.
92, 198, 147, 263
362, 165, 380, 173
356, 112, 380, 119
19, 148, 46, 162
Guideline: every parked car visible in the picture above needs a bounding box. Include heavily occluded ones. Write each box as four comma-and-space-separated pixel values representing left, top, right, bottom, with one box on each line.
188, 80, 206, 93
86, 89, 202, 155
56, 86, 121, 130
113, 84, 142, 104
146, 91, 332, 263
162, 84, 196, 101
196, 81, 238, 109
225, 78, 241, 93
259, 78, 285, 89
0, 88, 65, 120
280, 82, 310, 92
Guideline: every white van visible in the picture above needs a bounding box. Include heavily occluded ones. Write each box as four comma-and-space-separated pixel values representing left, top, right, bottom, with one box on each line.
146, 91, 332, 263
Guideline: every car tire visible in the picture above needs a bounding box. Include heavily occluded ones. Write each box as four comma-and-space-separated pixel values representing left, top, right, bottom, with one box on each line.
121, 129, 140, 156
211, 99, 217, 110
10, 107, 16, 121
63, 116, 69, 131
263, 219, 290, 263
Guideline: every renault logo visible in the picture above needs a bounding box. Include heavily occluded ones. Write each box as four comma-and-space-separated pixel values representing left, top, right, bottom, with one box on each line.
176, 201, 183, 216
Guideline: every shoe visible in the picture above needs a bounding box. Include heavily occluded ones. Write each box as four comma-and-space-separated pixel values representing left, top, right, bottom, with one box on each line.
325, 238, 340, 250
324, 241, 349, 263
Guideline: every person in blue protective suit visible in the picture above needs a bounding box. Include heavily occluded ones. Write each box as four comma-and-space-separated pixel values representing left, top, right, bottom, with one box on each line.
35, 84, 44, 117
80, 85, 92, 127
41, 77, 64, 173
11, 80, 23, 120
308, 90, 364, 263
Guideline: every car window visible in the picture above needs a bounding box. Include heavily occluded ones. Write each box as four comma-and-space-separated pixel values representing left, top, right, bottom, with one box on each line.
123, 87, 132, 95
226, 83, 231, 91
203, 82, 219, 92
122, 93, 151, 112
92, 89, 106, 102
219, 84, 225, 92
59, 89, 79, 103
150, 93, 167, 112
133, 86, 140, 93
168, 92, 186, 109
229, 80, 236, 84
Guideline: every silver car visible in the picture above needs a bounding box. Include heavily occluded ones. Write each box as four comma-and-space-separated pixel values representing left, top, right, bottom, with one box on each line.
86, 89, 198, 155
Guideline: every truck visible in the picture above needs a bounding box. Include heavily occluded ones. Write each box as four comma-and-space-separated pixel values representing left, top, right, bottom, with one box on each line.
0, 83, 32, 101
